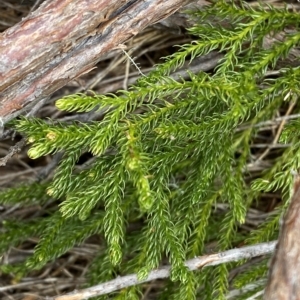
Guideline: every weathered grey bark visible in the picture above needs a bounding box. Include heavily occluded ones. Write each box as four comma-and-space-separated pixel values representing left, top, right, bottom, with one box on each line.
0, 0, 200, 125
264, 175, 300, 299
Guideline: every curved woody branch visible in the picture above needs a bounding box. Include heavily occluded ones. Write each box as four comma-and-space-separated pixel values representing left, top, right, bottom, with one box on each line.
52, 241, 275, 300
0, 0, 199, 126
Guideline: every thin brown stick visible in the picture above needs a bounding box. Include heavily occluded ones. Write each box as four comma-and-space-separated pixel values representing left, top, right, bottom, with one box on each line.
256, 100, 296, 162
0, 138, 26, 166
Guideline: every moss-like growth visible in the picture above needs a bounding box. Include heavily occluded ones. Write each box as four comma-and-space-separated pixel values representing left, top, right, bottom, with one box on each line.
1, 1, 300, 298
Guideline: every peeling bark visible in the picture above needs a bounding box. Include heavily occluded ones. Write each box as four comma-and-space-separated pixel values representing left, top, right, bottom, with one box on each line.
264, 175, 300, 300
0, 0, 194, 125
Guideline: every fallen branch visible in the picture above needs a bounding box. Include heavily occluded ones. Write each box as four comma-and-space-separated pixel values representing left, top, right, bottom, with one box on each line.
51, 241, 276, 300
0, 0, 195, 126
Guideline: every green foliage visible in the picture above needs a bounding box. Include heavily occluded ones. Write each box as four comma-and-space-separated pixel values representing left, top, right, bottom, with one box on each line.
1, 0, 300, 298
0, 182, 49, 205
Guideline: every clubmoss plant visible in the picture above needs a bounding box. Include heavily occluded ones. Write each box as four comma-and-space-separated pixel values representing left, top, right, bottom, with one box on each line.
1, 1, 300, 299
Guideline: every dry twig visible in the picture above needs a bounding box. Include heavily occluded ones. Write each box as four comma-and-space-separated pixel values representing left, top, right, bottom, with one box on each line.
50, 241, 275, 300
